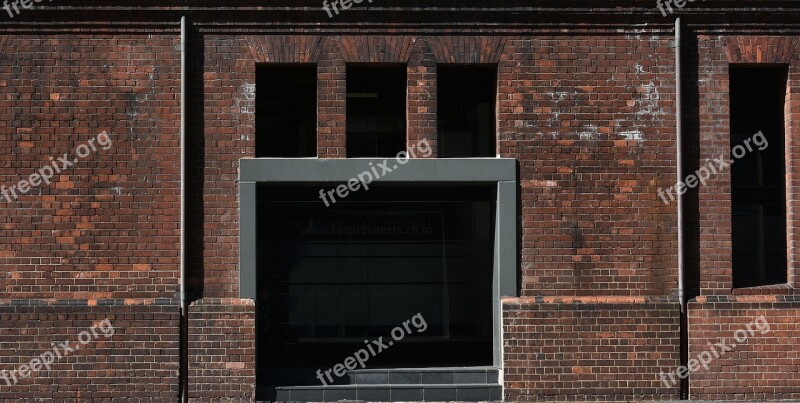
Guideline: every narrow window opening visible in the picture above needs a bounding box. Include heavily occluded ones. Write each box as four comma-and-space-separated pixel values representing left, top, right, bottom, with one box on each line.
438, 65, 497, 158
346, 65, 407, 157
730, 66, 788, 287
256, 65, 317, 157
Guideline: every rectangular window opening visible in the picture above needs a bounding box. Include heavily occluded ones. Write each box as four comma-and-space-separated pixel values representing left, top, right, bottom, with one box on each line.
256, 65, 317, 157
438, 65, 497, 158
730, 65, 788, 288
346, 65, 407, 157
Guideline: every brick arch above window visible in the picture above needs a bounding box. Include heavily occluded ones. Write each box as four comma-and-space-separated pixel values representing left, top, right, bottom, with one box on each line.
722, 36, 800, 64
244, 35, 324, 63
334, 36, 416, 63
428, 36, 508, 64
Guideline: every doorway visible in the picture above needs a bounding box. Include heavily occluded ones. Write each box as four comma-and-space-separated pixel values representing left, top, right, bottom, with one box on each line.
256, 185, 496, 387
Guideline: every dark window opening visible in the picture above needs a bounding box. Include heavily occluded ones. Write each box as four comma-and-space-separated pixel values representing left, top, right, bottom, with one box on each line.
255, 185, 495, 393
730, 66, 788, 287
438, 65, 496, 158
346, 66, 407, 157
256, 65, 317, 157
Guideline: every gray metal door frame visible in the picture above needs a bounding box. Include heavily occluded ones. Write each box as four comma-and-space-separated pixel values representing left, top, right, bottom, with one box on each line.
238, 157, 518, 367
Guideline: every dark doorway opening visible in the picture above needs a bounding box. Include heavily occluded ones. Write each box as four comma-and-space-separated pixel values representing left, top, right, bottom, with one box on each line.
730, 66, 788, 287
346, 66, 407, 157
256, 65, 317, 157
438, 65, 496, 158
255, 184, 495, 394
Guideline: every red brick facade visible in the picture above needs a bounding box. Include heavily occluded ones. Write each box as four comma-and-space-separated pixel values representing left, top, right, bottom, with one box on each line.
188, 299, 255, 399
504, 297, 680, 401
0, 300, 179, 400
1, 1, 799, 401
688, 296, 800, 401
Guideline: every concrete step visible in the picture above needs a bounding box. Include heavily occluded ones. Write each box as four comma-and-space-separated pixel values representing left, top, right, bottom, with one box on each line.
346, 366, 499, 385
274, 383, 502, 402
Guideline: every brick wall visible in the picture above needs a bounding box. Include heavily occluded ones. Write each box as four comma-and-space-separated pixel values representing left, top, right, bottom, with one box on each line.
0, 300, 179, 400
2, 5, 800, 401
0, 33, 184, 400
0, 34, 181, 300
406, 37, 437, 157
503, 297, 681, 401
188, 298, 255, 401
688, 296, 800, 401
196, 34, 256, 299
498, 35, 679, 297
0, 30, 687, 400
317, 37, 346, 159
498, 34, 683, 400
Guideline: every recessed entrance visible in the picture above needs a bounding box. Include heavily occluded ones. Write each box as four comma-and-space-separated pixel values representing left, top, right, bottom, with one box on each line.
256, 185, 495, 386
239, 158, 517, 401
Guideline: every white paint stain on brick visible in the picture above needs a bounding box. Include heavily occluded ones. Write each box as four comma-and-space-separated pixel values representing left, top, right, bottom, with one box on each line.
577, 125, 600, 141
241, 82, 256, 97
551, 91, 569, 102
617, 130, 643, 141
236, 82, 256, 141
635, 81, 664, 117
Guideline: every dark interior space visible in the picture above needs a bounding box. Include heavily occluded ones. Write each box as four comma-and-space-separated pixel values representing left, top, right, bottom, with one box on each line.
255, 184, 496, 396
256, 64, 317, 157
437, 65, 496, 158
730, 65, 788, 288
681, 30, 702, 302
346, 66, 407, 157
679, 30, 701, 400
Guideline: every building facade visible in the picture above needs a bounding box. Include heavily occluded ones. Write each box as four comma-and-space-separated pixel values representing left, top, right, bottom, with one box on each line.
0, 1, 799, 401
